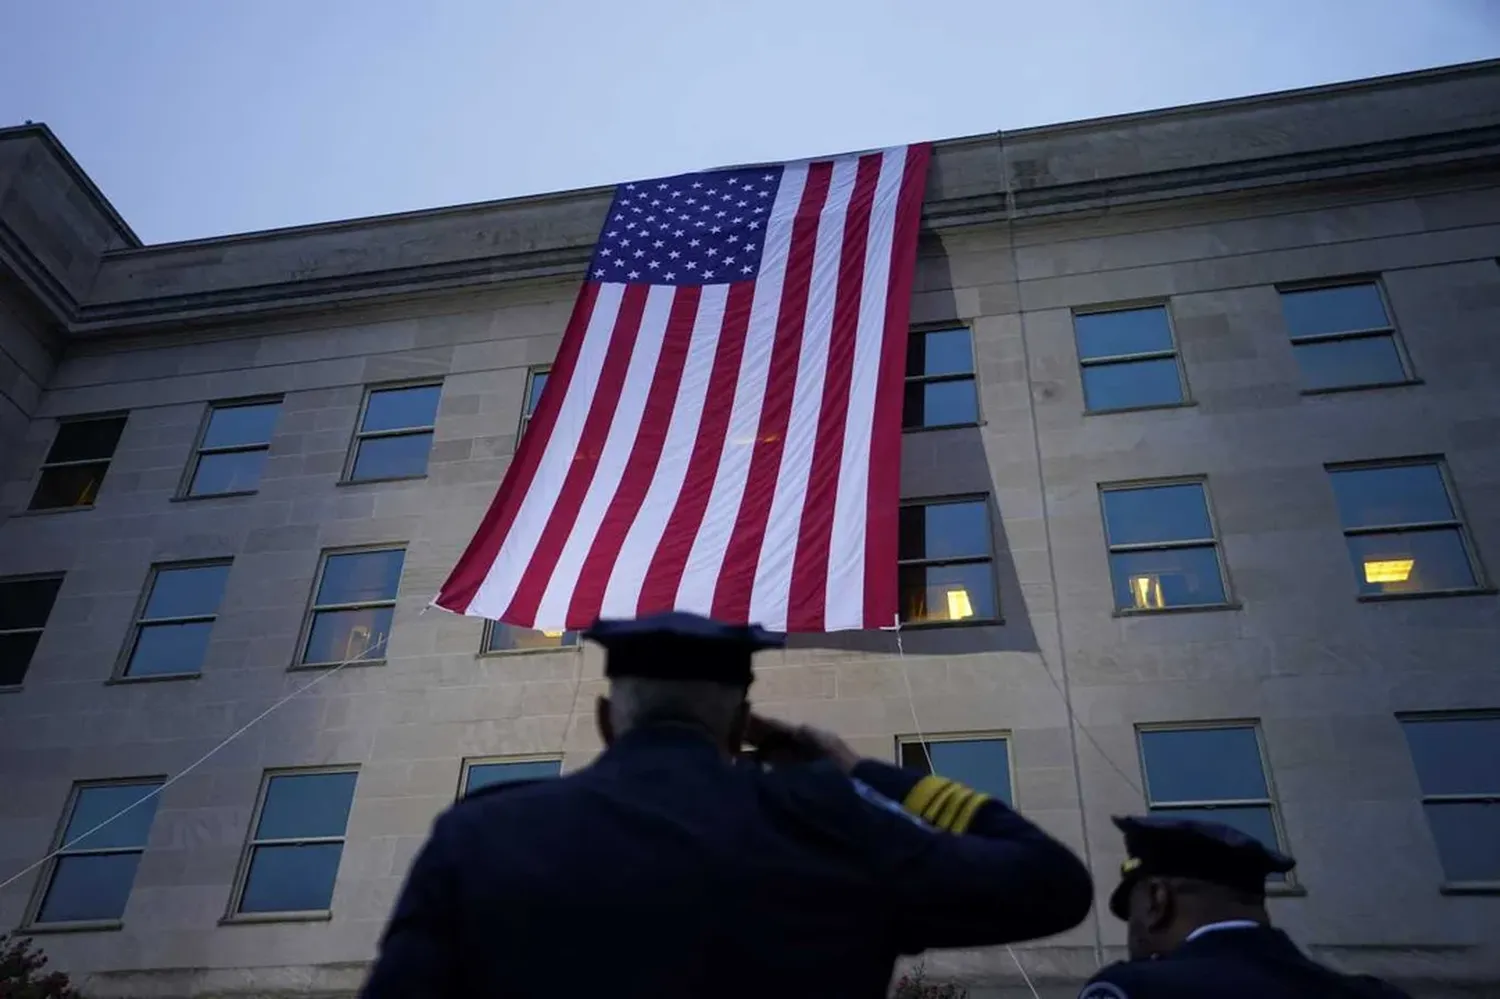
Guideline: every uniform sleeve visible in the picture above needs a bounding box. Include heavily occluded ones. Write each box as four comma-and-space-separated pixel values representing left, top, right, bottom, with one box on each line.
360, 812, 462, 999
1075, 969, 1135, 998
850, 759, 1094, 952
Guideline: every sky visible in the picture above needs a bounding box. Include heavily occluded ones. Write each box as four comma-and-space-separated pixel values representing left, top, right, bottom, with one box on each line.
3, 1, 1498, 245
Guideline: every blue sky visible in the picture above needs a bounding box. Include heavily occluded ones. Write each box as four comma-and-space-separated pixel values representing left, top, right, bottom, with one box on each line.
3, 1, 1497, 244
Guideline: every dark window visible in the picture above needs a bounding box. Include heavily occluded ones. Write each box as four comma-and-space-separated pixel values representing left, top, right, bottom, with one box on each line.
300, 549, 404, 666
1074, 307, 1184, 412
897, 498, 996, 624
29, 415, 127, 511
1101, 482, 1228, 611
1139, 726, 1286, 876
0, 575, 63, 686
121, 563, 232, 678
900, 737, 1013, 806
1280, 283, 1409, 391
519, 368, 550, 440
348, 384, 441, 482
235, 770, 357, 914
1327, 461, 1480, 597
462, 758, 562, 795
33, 781, 162, 925
903, 328, 978, 429
483, 621, 578, 654
186, 400, 280, 496
1401, 715, 1500, 884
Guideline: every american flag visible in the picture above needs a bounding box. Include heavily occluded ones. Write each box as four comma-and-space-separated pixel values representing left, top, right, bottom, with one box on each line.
437, 144, 931, 632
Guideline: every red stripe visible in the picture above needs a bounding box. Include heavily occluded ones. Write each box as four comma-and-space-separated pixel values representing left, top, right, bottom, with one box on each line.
503, 284, 651, 625
436, 281, 600, 613
711, 161, 835, 623
785, 153, 884, 631
636, 281, 755, 613
863, 144, 931, 627
564, 286, 701, 628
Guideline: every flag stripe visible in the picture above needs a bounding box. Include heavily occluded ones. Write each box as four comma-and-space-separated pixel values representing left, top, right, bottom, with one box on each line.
710, 160, 834, 622
566, 285, 702, 627
786, 151, 885, 630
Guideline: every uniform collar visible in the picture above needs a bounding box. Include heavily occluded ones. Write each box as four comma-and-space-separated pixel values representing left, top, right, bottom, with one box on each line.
607, 723, 729, 760
1184, 919, 1262, 943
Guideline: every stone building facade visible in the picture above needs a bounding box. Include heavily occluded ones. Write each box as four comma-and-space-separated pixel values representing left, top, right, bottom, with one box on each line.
2, 60, 1498, 997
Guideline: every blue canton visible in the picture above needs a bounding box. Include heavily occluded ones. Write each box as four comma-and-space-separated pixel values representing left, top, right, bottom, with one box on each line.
589, 166, 784, 287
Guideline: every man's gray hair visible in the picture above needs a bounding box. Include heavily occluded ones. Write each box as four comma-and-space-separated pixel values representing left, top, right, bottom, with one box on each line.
608, 676, 747, 738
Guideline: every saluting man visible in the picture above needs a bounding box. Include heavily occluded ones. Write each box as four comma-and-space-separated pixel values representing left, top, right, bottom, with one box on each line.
1079, 815, 1412, 999
362, 611, 1093, 999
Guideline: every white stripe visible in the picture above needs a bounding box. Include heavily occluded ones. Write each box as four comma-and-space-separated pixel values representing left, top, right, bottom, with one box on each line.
531, 285, 676, 631
747, 156, 860, 631
673, 164, 809, 617
826, 149, 907, 629
599, 285, 728, 617
468, 283, 625, 619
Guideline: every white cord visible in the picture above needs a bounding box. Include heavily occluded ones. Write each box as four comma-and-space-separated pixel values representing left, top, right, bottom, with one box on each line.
882, 615, 1041, 999
0, 633, 388, 895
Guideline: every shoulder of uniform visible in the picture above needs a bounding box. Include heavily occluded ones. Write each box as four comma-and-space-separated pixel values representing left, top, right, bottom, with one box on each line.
1077, 962, 1151, 999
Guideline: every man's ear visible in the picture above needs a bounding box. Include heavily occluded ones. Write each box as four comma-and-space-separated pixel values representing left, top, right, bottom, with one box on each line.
596, 696, 615, 746
1145, 878, 1175, 932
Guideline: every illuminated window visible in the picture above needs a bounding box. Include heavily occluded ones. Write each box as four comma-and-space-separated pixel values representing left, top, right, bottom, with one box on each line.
899, 736, 1013, 806
903, 328, 979, 429
184, 399, 280, 496
461, 757, 562, 796
1074, 306, 1185, 413
1138, 724, 1288, 879
231, 770, 357, 915
1400, 714, 1500, 885
898, 498, 997, 625
1326, 460, 1482, 597
347, 383, 442, 482
0, 575, 63, 687
29, 415, 127, 511
482, 620, 578, 654
298, 548, 405, 666
1280, 283, 1411, 392
30, 780, 163, 926
120, 562, 232, 678
518, 367, 550, 440
1100, 481, 1229, 612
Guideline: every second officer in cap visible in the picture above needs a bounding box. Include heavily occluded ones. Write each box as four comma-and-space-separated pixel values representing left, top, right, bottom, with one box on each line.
1079, 815, 1412, 998
363, 611, 1093, 999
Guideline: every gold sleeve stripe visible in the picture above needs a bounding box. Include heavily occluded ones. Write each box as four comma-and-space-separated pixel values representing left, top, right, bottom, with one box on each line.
951, 790, 991, 833
921, 783, 963, 825
933, 786, 973, 830
902, 776, 952, 817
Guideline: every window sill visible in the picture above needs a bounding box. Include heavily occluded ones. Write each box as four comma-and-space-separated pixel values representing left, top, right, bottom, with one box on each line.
1113, 601, 1242, 618
901, 421, 983, 435
478, 645, 582, 658
13, 504, 97, 517
1357, 588, 1497, 604
1084, 400, 1196, 417
336, 474, 428, 487
106, 672, 202, 686
288, 659, 386, 672
23, 919, 123, 935
170, 490, 259, 503
1301, 379, 1423, 396
1440, 882, 1500, 896
220, 909, 333, 926
895, 617, 1004, 630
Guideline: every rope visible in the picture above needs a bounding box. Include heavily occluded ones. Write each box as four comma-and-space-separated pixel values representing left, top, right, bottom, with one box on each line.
0, 632, 388, 895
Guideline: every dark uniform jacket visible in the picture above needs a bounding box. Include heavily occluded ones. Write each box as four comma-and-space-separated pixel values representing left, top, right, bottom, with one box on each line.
362, 725, 1092, 999
1080, 925, 1413, 999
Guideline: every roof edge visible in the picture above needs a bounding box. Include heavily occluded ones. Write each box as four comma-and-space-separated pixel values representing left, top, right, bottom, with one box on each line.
0, 122, 141, 248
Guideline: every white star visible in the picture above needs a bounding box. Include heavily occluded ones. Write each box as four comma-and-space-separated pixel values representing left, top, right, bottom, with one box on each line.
727, 235, 739, 243
754, 206, 766, 214
654, 240, 664, 248
665, 272, 676, 280
600, 248, 612, 257
606, 230, 617, 237
621, 238, 631, 246
614, 213, 624, 220
762, 173, 774, 180
746, 243, 757, 251
669, 250, 680, 259
759, 190, 770, 197
658, 223, 669, 231
737, 200, 747, 207
710, 225, 722, 233
707, 188, 717, 196
625, 222, 636, 230
646, 215, 656, 223
630, 206, 642, 214
724, 256, 736, 265
626, 183, 636, 190
706, 248, 717, 257
670, 190, 683, 198
657, 182, 668, 190
648, 260, 660, 269
634, 249, 645, 258
613, 258, 625, 267
748, 222, 760, 230
721, 194, 731, 202
629, 270, 641, 279
651, 199, 660, 206
741, 265, 753, 274
698, 203, 710, 211
694, 220, 706, 227
686, 261, 697, 270
689, 238, 701, 247
673, 229, 684, 237
686, 198, 697, 205
731, 217, 742, 224
704, 270, 715, 279
691, 181, 702, 189
594, 269, 605, 277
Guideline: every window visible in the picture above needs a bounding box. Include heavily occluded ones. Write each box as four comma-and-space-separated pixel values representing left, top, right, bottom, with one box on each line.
299, 548, 404, 666
1401, 715, 1500, 885
1280, 283, 1410, 391
185, 399, 280, 496
119, 562, 232, 678
0, 575, 63, 687
461, 757, 562, 795
899, 736, 1013, 806
29, 415, 127, 510
1101, 481, 1229, 611
1327, 460, 1481, 597
518, 368, 550, 439
1138, 725, 1286, 876
903, 327, 978, 429
347, 383, 441, 482
482, 621, 578, 654
898, 498, 997, 624
232, 770, 357, 915
1074, 306, 1185, 412
31, 781, 162, 925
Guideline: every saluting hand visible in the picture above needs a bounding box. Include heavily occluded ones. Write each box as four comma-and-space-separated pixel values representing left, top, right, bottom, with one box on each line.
745, 714, 861, 774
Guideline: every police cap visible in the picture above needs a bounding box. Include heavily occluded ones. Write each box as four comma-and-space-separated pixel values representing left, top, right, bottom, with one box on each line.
1107, 814, 1295, 919
585, 611, 784, 687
